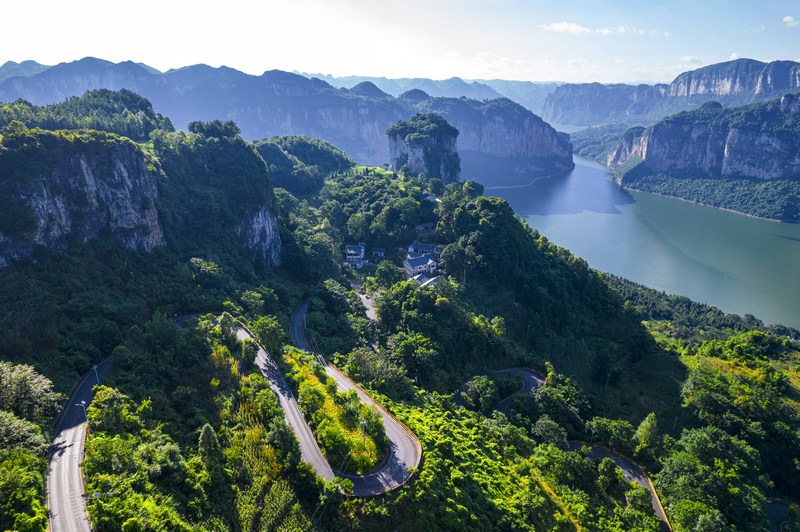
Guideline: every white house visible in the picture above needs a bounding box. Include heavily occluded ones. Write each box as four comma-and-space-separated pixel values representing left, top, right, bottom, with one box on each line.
345, 242, 366, 268
404, 254, 437, 276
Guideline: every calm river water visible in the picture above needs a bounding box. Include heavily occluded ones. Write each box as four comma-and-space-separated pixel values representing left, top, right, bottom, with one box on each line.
480, 157, 800, 329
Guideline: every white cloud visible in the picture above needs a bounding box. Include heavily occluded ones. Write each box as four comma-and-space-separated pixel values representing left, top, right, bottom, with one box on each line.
596, 25, 646, 36
680, 55, 703, 64
784, 15, 798, 27
540, 21, 668, 37
729, 52, 739, 60
539, 21, 591, 34
746, 24, 765, 33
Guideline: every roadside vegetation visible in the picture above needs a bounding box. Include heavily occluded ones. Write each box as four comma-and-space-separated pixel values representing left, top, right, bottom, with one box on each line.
283, 347, 386, 474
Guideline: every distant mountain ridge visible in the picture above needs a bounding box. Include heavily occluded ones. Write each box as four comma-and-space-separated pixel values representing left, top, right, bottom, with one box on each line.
0, 58, 573, 179
542, 59, 800, 126
0, 60, 49, 83
301, 72, 562, 115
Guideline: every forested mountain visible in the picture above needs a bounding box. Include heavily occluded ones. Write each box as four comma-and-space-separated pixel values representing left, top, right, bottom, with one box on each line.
543, 58, 800, 126
0, 88, 797, 531
0, 58, 573, 179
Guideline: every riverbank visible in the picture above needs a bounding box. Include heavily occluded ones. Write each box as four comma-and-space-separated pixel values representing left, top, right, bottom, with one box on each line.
620, 185, 793, 224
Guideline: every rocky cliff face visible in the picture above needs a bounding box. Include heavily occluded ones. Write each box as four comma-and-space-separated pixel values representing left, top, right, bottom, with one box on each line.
0, 131, 164, 267
668, 59, 800, 97
0, 59, 572, 179
387, 113, 461, 183
237, 205, 281, 266
543, 59, 800, 126
608, 95, 800, 181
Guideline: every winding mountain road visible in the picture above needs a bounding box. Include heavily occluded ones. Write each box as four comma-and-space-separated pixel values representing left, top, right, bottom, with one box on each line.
566, 441, 670, 531
288, 300, 421, 496
47, 358, 112, 532
469, 367, 672, 531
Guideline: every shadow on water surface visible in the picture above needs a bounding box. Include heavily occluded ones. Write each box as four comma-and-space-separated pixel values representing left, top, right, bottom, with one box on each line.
475, 157, 635, 217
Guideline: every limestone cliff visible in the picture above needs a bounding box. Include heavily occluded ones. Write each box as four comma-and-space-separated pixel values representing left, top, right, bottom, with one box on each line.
237, 205, 281, 266
387, 113, 461, 183
542, 59, 800, 126
0, 128, 164, 267
608, 96, 800, 181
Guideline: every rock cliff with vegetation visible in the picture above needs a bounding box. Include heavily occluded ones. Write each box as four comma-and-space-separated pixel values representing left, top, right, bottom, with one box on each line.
0, 91, 282, 267
387, 113, 461, 182
0, 124, 164, 267
607, 95, 800, 220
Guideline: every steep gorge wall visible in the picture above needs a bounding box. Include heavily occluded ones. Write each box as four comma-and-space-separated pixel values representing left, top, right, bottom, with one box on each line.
543, 59, 800, 126
608, 95, 800, 181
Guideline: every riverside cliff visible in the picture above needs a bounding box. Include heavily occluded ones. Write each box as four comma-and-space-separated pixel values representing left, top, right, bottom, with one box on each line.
607, 95, 800, 221
608, 96, 800, 180
543, 58, 800, 126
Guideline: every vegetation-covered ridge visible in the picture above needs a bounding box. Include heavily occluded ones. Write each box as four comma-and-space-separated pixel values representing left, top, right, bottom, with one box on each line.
0, 89, 173, 141
253, 135, 355, 196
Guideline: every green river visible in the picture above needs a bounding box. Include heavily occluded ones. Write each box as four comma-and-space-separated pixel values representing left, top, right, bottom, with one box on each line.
482, 157, 800, 329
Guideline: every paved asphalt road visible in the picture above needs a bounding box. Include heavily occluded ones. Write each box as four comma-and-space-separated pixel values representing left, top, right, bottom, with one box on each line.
47, 358, 112, 532
290, 300, 421, 496
237, 327, 335, 482
767, 500, 790, 531
494, 368, 545, 414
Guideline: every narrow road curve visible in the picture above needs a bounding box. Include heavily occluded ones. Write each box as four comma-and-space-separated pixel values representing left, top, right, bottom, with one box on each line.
494, 368, 545, 414
47, 358, 112, 532
289, 300, 422, 496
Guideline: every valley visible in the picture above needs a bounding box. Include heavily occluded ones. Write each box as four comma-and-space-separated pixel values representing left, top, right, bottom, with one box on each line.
2, 19, 800, 528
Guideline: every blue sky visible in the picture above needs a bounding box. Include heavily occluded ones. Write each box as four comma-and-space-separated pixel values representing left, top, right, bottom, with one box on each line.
3, 0, 799, 82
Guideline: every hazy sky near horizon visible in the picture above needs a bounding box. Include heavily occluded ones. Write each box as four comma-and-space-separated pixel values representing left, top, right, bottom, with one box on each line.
3, 0, 799, 83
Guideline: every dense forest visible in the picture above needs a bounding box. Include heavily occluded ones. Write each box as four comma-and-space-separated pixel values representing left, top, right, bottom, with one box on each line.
0, 90, 798, 531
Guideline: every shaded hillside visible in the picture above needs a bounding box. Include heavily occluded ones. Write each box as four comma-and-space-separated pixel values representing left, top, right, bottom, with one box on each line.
254, 136, 355, 195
